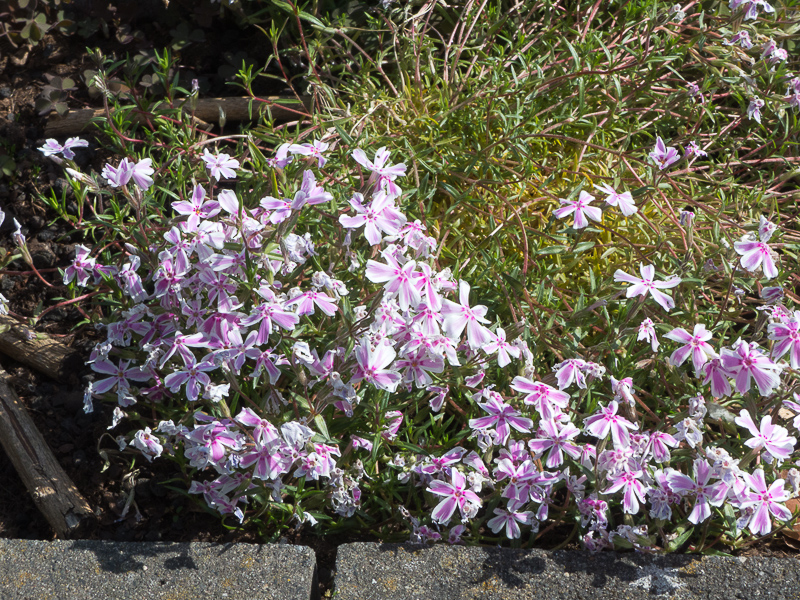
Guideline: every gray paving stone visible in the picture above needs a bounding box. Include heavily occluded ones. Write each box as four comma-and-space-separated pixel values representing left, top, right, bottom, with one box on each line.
334, 542, 800, 600
0, 539, 316, 600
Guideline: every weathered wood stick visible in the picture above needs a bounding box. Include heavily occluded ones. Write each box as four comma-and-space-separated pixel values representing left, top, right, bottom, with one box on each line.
45, 95, 312, 137
0, 316, 83, 384
0, 365, 94, 538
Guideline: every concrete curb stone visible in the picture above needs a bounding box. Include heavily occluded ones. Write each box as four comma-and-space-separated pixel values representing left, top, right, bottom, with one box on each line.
0, 539, 317, 600
333, 542, 800, 600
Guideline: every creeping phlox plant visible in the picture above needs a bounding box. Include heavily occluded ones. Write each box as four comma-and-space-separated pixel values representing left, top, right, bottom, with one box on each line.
46, 132, 800, 553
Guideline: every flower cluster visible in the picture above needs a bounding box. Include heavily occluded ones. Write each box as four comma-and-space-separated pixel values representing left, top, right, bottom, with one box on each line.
46, 128, 797, 553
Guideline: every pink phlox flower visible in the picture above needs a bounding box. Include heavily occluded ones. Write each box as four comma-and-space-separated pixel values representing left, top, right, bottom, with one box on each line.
259, 195, 293, 224
365, 252, 420, 311
341, 191, 407, 246
352, 339, 401, 392
758, 215, 778, 242
118, 256, 148, 302
240, 439, 291, 480
510, 377, 569, 420
665, 459, 727, 524
468, 391, 533, 445
284, 290, 338, 317
665, 323, 718, 374
649, 136, 680, 170
604, 468, 647, 514
159, 330, 211, 368
163, 355, 217, 402
248, 348, 288, 384
292, 170, 332, 210
700, 358, 733, 398
610, 376, 635, 408
734, 234, 778, 280
132, 427, 163, 461
91, 358, 151, 395
674, 417, 703, 448
130, 158, 154, 190
771, 315, 800, 369
428, 469, 482, 525
399, 219, 437, 257
493, 458, 537, 500
730, 0, 774, 20
288, 139, 329, 168
735, 409, 796, 461
395, 348, 444, 388
747, 98, 765, 123
350, 436, 373, 452
638, 317, 660, 351
741, 468, 791, 536
447, 524, 467, 545
553, 190, 602, 229
429, 385, 449, 413
482, 328, 521, 367
216, 189, 242, 218
202, 148, 239, 180
787, 78, 800, 111
487, 506, 534, 539
552, 358, 587, 390
419, 447, 468, 476
172, 184, 221, 232
218, 328, 259, 373
431, 335, 460, 367
646, 430, 678, 463
352, 146, 407, 197
39, 136, 89, 160
241, 300, 299, 345
381, 410, 404, 440
235, 408, 280, 445
761, 38, 778, 60
528, 418, 582, 468
411, 263, 443, 312
686, 82, 704, 103
187, 422, 243, 466
578, 493, 609, 529
197, 268, 238, 308
614, 263, 681, 312
102, 158, 135, 188
720, 339, 782, 396
440, 280, 493, 349
462, 450, 489, 478
64, 244, 96, 286
267, 142, 293, 169
594, 183, 637, 216
725, 30, 753, 48
686, 141, 707, 157
583, 401, 638, 448
205, 249, 247, 276
101, 157, 153, 189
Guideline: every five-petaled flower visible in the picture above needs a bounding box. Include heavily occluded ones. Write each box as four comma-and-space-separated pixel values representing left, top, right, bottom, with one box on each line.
741, 468, 791, 536
594, 183, 637, 216
649, 137, 680, 170
665, 323, 718, 374
202, 148, 239, 180
720, 339, 783, 396
554, 190, 602, 229
428, 469, 482, 524
614, 263, 681, 311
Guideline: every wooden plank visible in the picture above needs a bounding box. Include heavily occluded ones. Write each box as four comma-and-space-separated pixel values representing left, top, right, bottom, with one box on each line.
45, 96, 312, 137
0, 316, 83, 384
0, 365, 94, 538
